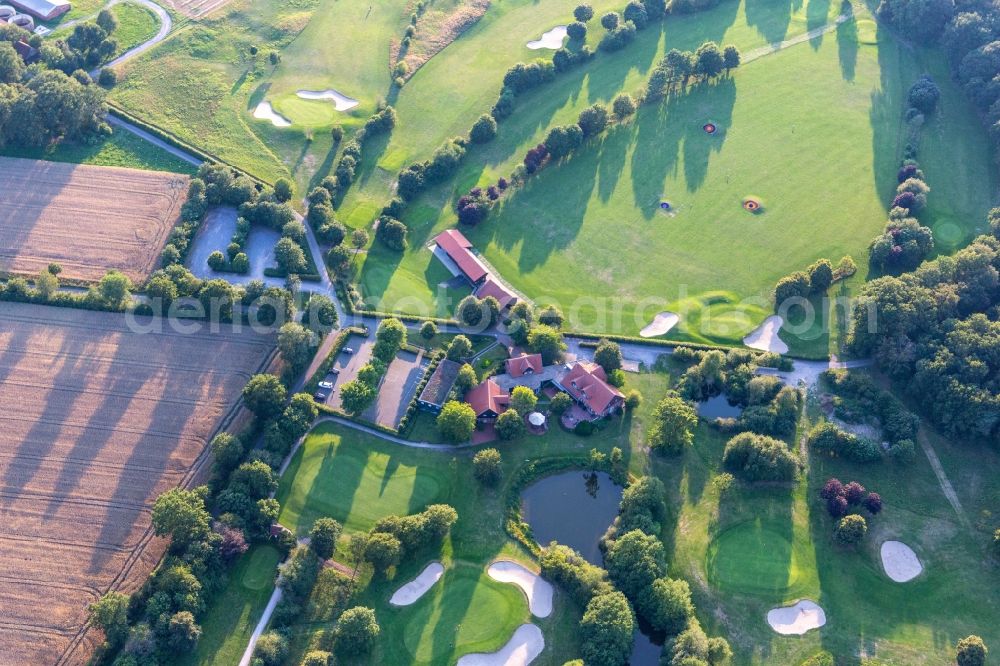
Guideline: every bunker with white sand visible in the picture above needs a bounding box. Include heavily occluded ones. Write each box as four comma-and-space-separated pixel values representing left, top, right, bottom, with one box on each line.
526, 25, 567, 50
881, 541, 923, 582
767, 599, 826, 635
296, 89, 360, 111
253, 101, 291, 127
640, 311, 679, 338
389, 561, 444, 606
456, 623, 544, 666
744, 315, 789, 354
487, 560, 553, 618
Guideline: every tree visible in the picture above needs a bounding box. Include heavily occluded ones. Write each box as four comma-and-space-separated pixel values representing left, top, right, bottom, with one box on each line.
605, 529, 666, 600
151, 487, 211, 549
231, 460, 278, 499
274, 236, 307, 274
593, 338, 623, 373
574, 4, 594, 21
625, 389, 643, 410
670, 621, 731, 665
864, 492, 883, 514
774, 270, 811, 306
455, 363, 478, 395
473, 448, 503, 485
272, 178, 293, 202
544, 123, 584, 159
538, 305, 564, 328
35, 267, 59, 300
420, 320, 438, 340
579, 591, 634, 666
550, 392, 573, 415
528, 324, 566, 364
302, 651, 332, 666
693, 41, 725, 79
242, 374, 287, 419
807, 258, 834, 293
336, 606, 380, 654
601, 11, 620, 30
643, 576, 693, 636
908, 75, 941, 113
0, 42, 24, 84
647, 392, 697, 455
470, 113, 498, 143
446, 334, 474, 361
87, 591, 130, 647
722, 432, 800, 482
339, 379, 377, 415
167, 611, 201, 652
567, 21, 588, 41
495, 409, 525, 440
364, 531, 402, 571
253, 630, 288, 666
843, 481, 866, 505
210, 432, 244, 475
376, 216, 408, 250
509, 385, 538, 415
437, 400, 476, 442
624, 1, 648, 27
217, 522, 249, 561
957, 636, 988, 666
577, 103, 609, 137
278, 322, 316, 370
95, 270, 133, 309
457, 294, 485, 327
612, 93, 636, 119
835, 514, 868, 545
376, 316, 407, 350
722, 44, 741, 70
309, 518, 342, 560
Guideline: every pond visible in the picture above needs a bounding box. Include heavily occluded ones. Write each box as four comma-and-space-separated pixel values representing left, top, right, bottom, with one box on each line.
630, 627, 663, 665
520, 471, 623, 565
697, 393, 743, 420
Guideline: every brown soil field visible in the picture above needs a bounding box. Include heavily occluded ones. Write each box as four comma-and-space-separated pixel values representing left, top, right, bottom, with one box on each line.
0, 302, 276, 665
161, 0, 231, 18
0, 157, 188, 284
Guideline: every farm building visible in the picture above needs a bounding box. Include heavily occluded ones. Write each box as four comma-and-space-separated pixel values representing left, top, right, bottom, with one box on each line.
416, 358, 462, 413
465, 378, 509, 423
507, 353, 543, 378
553, 361, 624, 420
431, 228, 518, 309
6, 0, 70, 20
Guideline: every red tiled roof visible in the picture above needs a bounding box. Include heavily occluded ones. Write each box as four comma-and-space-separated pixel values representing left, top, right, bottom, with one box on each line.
562, 362, 623, 416
435, 229, 488, 284
466, 378, 509, 417
475, 276, 516, 309
507, 353, 543, 378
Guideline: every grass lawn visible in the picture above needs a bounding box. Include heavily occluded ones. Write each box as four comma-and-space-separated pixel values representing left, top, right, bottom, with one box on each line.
174, 545, 280, 666
111, 1, 161, 58
356, 2, 995, 345
0, 130, 198, 174
659, 374, 1000, 664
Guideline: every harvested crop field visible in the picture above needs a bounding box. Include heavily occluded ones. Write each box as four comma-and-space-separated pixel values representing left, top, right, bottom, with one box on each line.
0, 302, 276, 665
161, 0, 231, 18
0, 157, 188, 283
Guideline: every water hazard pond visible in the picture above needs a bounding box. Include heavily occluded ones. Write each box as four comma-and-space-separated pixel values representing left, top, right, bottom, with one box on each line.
520, 471, 622, 564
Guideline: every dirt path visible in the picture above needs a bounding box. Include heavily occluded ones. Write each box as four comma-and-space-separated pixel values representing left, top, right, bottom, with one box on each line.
742, 12, 851, 65
916, 430, 971, 528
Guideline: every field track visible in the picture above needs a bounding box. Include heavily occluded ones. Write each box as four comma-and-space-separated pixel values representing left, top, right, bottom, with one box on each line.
0, 157, 188, 284
0, 302, 276, 665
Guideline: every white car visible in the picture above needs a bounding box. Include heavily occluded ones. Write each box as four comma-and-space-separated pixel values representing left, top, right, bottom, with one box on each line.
318, 380, 334, 390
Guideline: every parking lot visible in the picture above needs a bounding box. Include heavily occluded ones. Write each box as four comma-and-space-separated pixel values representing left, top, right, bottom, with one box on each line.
363, 350, 429, 429
322, 333, 373, 411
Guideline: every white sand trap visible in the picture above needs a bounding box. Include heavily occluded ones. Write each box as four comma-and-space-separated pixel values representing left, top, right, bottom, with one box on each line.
744, 315, 789, 354
881, 541, 923, 582
457, 623, 545, 666
526, 25, 567, 50
253, 101, 291, 127
640, 311, 680, 338
488, 560, 553, 618
296, 89, 360, 111
767, 599, 826, 635
389, 561, 444, 606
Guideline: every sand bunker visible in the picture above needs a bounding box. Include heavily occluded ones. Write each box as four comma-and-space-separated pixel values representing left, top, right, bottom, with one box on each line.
743, 315, 788, 354
640, 311, 679, 338
296, 89, 360, 111
527, 25, 567, 49
389, 561, 444, 606
767, 600, 826, 635
253, 101, 291, 127
456, 624, 545, 666
488, 560, 553, 618
881, 541, 923, 583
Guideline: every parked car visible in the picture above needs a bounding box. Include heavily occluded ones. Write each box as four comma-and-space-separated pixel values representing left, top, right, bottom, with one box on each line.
314, 386, 332, 402
328, 368, 340, 375
318, 380, 334, 390
343, 348, 354, 355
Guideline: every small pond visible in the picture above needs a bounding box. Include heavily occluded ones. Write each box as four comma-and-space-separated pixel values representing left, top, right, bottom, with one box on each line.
630, 627, 663, 665
520, 471, 622, 564
697, 393, 743, 420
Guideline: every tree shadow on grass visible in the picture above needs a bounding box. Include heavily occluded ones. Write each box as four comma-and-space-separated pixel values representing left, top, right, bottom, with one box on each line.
807, 0, 832, 48
744, 0, 795, 46
297, 434, 366, 533
836, 6, 858, 81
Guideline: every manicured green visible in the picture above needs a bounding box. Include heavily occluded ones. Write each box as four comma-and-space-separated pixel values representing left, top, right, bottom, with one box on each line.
176, 545, 280, 666
275, 424, 449, 534
111, 2, 161, 58
357, 3, 994, 344
706, 521, 801, 595
0, 130, 197, 174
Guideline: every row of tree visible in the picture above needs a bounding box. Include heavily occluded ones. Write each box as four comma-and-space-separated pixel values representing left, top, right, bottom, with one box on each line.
646, 42, 741, 100
338, 317, 408, 415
